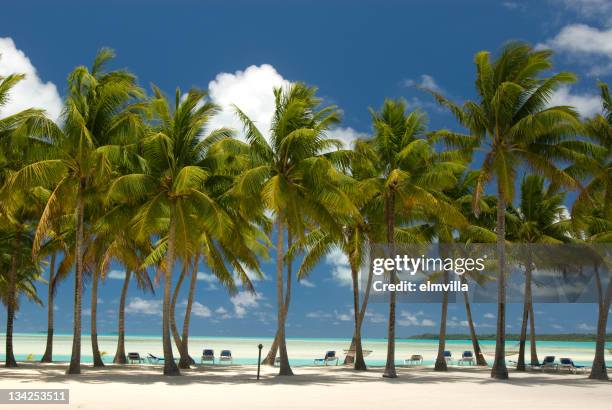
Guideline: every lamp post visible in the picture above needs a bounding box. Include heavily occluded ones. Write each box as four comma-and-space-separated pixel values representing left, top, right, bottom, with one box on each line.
257, 344, 263, 380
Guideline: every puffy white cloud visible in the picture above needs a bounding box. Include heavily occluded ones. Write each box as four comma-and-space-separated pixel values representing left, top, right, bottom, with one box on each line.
229, 291, 264, 318
398, 310, 436, 327
484, 312, 495, 319
548, 86, 602, 118
207, 64, 290, 141
403, 74, 443, 93
191, 301, 212, 318
541, 24, 612, 57
107, 270, 126, 280
299, 279, 316, 288
0, 37, 62, 121
325, 247, 353, 287
125, 297, 162, 316
326, 126, 366, 149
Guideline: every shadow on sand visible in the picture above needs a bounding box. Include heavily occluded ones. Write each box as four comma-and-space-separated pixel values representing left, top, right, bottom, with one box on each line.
0, 362, 609, 388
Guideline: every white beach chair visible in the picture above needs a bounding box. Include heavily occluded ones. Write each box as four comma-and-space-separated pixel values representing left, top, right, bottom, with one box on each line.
404, 354, 423, 366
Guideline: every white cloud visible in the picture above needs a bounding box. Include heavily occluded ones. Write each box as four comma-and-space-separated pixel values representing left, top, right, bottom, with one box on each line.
326, 126, 366, 149
125, 297, 162, 316
299, 279, 316, 288
365, 310, 386, 324
207, 64, 290, 141
397, 310, 436, 327
484, 312, 495, 319
196, 272, 216, 282
539, 24, 612, 75
107, 270, 126, 280
403, 74, 443, 93
325, 247, 353, 287
229, 291, 264, 318
577, 322, 595, 331
541, 24, 612, 56
335, 310, 352, 321
83, 308, 91, 317
233, 265, 267, 287
548, 86, 602, 118
191, 301, 212, 318
0, 37, 62, 121
551, 324, 564, 330
306, 310, 332, 319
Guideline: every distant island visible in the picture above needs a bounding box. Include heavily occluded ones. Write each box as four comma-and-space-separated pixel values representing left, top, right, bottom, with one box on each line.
408, 333, 611, 342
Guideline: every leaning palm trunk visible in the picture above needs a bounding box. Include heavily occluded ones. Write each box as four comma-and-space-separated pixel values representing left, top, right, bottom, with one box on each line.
113, 270, 131, 364
90, 269, 105, 367
178, 254, 199, 369
434, 270, 449, 371
41, 253, 57, 363
383, 191, 397, 378
589, 265, 611, 380
5, 233, 20, 368
275, 217, 293, 376
348, 257, 371, 370
263, 236, 292, 366
529, 304, 539, 366
162, 204, 180, 376
462, 276, 487, 366
170, 262, 188, 363
517, 251, 533, 371
67, 187, 85, 375
491, 187, 508, 379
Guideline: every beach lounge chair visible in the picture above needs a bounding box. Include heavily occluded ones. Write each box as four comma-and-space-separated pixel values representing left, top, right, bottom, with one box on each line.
127, 352, 144, 364
533, 356, 557, 370
219, 350, 233, 364
443, 350, 453, 364
559, 358, 588, 374
404, 354, 423, 366
458, 351, 474, 366
201, 349, 215, 364
147, 353, 164, 364
314, 351, 339, 366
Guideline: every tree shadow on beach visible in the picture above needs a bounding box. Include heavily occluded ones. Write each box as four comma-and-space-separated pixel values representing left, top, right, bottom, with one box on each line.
1, 362, 609, 388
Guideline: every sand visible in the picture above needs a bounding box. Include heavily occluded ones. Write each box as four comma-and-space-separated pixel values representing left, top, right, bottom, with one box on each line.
0, 362, 610, 409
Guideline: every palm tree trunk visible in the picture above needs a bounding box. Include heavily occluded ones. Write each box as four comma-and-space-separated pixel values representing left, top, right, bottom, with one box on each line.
170, 261, 187, 360
589, 265, 610, 380
517, 251, 533, 371
435, 270, 449, 371
113, 270, 131, 364
461, 276, 487, 366
263, 233, 293, 366
383, 191, 397, 378
178, 254, 199, 369
162, 203, 180, 376
529, 304, 539, 366
491, 187, 508, 379
276, 216, 293, 376
5, 233, 20, 368
350, 259, 367, 370
67, 184, 85, 375
41, 252, 57, 363
91, 269, 105, 367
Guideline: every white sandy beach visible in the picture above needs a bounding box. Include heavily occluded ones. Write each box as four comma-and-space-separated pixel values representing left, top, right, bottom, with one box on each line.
0, 363, 610, 410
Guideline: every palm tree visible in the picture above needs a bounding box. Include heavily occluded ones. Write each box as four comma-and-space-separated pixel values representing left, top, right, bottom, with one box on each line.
12, 49, 144, 374
506, 175, 572, 371
0, 228, 43, 367
231, 83, 354, 376
364, 100, 464, 377
427, 42, 582, 379
575, 81, 612, 381
109, 86, 239, 375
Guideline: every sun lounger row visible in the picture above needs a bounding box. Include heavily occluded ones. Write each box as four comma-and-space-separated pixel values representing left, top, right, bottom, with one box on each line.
404, 351, 478, 366
530, 356, 590, 373
125, 350, 233, 365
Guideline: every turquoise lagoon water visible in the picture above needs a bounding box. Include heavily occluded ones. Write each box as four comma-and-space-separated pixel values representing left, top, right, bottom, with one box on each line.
0, 333, 608, 367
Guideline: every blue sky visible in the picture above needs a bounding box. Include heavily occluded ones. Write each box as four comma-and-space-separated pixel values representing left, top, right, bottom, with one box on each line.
1, 0, 611, 338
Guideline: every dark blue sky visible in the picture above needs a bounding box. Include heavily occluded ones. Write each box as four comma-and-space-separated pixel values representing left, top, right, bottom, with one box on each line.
1, 0, 610, 338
